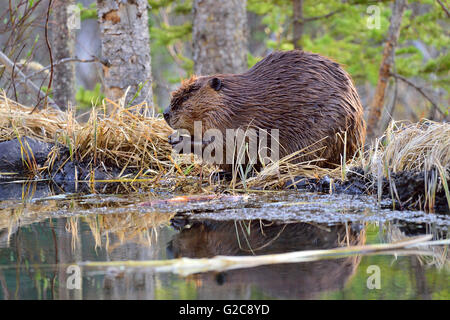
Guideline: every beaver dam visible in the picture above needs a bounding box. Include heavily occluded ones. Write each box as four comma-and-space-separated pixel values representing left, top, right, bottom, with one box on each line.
0, 94, 449, 299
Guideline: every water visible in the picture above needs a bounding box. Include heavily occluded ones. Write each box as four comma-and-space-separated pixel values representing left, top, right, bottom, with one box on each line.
0, 181, 448, 300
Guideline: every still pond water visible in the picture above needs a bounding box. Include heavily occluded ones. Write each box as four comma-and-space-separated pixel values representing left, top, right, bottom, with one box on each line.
0, 181, 448, 300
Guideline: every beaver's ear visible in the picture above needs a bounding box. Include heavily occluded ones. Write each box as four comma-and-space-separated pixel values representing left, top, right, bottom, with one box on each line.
209, 77, 222, 91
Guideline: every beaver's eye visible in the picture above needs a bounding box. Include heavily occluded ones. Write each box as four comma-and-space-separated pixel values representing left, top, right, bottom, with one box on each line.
182, 96, 189, 102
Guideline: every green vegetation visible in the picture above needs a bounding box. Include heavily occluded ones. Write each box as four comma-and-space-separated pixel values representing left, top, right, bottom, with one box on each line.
76, 83, 104, 109
147, 0, 448, 90
71, 0, 448, 114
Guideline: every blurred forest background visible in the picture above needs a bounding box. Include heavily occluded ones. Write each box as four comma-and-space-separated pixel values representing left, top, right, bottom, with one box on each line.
0, 0, 448, 139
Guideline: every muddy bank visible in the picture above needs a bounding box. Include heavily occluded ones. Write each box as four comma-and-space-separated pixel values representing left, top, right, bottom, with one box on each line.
287, 168, 449, 213
0, 137, 130, 182
0, 136, 448, 213
0, 137, 53, 173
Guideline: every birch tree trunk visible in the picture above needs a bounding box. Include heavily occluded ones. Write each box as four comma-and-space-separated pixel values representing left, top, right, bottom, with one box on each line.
96, 0, 153, 110
52, 0, 76, 110
366, 0, 407, 139
192, 0, 248, 75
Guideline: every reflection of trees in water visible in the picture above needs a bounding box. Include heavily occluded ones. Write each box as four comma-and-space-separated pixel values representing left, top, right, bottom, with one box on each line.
0, 213, 170, 299
1, 213, 447, 300
63, 213, 173, 299
382, 222, 449, 300
168, 220, 366, 299
101, 242, 158, 300
0, 182, 174, 250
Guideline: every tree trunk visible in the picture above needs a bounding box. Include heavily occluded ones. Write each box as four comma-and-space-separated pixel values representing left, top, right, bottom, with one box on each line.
96, 0, 153, 110
292, 0, 304, 49
192, 0, 248, 75
366, 0, 407, 140
52, 0, 76, 110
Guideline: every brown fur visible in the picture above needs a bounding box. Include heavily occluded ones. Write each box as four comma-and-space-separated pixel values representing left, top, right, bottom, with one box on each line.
165, 50, 366, 168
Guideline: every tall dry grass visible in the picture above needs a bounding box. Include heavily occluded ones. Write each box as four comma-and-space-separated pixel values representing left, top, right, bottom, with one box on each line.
0, 92, 200, 179
365, 120, 450, 173
359, 120, 450, 210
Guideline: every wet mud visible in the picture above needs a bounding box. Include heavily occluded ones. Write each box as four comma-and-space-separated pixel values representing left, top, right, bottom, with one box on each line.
1, 136, 448, 213
287, 168, 449, 213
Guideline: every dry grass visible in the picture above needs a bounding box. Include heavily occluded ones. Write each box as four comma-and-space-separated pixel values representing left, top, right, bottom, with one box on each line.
363, 120, 450, 173
233, 152, 341, 190
358, 120, 450, 210
0, 92, 202, 179
0, 92, 67, 142
74, 100, 174, 174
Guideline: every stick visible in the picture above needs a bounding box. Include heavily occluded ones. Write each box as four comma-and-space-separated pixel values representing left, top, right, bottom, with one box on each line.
18, 57, 99, 84
436, 0, 450, 18
36, 0, 54, 115
389, 72, 447, 118
0, 50, 61, 112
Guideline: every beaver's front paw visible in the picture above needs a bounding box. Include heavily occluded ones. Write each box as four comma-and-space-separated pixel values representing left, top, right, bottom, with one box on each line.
168, 132, 183, 146
168, 132, 188, 153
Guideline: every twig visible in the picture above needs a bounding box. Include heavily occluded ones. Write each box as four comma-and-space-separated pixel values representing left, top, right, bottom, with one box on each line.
292, 0, 392, 25
19, 57, 99, 84
380, 63, 398, 132
302, 9, 343, 22
32, 0, 54, 114
436, 0, 450, 18
11, 44, 27, 103
389, 72, 447, 118
0, 50, 61, 112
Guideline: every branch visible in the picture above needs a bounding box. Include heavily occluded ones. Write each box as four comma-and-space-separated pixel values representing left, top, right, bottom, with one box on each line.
19, 57, 99, 83
34, 0, 54, 114
389, 72, 447, 118
436, 0, 450, 18
0, 50, 61, 112
302, 9, 343, 22
294, 0, 392, 24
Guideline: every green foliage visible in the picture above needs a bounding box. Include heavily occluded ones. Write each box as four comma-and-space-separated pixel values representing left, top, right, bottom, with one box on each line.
422, 53, 450, 76
248, 0, 388, 85
40, 86, 52, 97
76, 2, 97, 21
26, 34, 40, 59
151, 22, 192, 47
395, 0, 449, 93
149, 0, 191, 12
149, 0, 194, 82
76, 83, 104, 109
246, 0, 449, 94
73, 0, 448, 113
247, 52, 263, 68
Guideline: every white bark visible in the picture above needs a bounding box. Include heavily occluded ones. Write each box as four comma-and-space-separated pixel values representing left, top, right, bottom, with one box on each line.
96, 0, 153, 109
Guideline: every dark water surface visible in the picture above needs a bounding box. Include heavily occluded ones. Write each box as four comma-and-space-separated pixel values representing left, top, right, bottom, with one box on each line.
0, 181, 448, 300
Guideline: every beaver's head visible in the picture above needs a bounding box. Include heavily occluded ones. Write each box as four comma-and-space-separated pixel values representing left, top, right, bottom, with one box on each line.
163, 75, 225, 135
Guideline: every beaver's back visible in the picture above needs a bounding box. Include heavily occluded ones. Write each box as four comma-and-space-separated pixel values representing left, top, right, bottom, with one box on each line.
218, 50, 365, 166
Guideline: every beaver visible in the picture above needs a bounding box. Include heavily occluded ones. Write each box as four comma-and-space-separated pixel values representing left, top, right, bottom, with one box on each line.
163, 50, 365, 171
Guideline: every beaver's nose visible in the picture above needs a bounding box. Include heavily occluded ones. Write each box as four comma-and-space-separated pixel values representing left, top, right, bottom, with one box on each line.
163, 109, 170, 123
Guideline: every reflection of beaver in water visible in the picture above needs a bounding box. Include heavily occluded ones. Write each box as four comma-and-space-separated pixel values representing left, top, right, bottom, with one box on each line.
164, 50, 365, 170
167, 220, 365, 299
